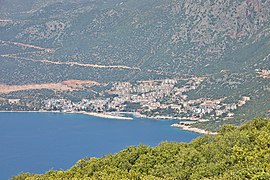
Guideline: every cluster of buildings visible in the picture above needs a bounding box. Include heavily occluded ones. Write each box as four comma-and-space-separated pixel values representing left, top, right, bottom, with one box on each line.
184, 96, 251, 120
42, 77, 251, 121
256, 69, 270, 79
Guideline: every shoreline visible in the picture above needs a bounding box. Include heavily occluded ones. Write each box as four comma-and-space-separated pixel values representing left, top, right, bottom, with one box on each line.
0, 110, 133, 120
120, 112, 208, 122
78, 111, 133, 120
0, 110, 208, 122
147, 115, 207, 121
171, 123, 217, 135
0, 110, 214, 134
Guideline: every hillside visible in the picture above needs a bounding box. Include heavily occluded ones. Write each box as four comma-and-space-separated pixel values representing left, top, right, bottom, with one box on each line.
12, 117, 270, 179
0, 0, 270, 84
0, 0, 270, 128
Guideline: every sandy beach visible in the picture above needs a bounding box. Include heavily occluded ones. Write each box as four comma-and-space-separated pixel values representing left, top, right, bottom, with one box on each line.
78, 112, 133, 120
171, 123, 217, 135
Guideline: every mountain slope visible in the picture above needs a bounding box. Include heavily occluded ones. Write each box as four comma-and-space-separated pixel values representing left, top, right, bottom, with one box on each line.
0, 0, 269, 126
0, 0, 270, 84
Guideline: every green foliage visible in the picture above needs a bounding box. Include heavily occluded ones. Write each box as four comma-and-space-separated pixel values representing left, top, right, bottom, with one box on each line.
12, 118, 270, 180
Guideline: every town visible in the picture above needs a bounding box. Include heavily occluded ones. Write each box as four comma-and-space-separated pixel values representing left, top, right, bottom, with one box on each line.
257, 69, 270, 79
41, 77, 251, 121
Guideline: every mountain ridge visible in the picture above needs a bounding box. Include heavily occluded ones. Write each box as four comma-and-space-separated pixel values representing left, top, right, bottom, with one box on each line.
1, 0, 270, 84
0, 0, 269, 127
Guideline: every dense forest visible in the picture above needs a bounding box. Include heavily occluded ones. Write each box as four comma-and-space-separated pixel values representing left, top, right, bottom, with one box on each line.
13, 117, 270, 179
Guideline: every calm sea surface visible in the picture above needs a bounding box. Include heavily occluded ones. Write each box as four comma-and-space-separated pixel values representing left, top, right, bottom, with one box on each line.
0, 112, 200, 180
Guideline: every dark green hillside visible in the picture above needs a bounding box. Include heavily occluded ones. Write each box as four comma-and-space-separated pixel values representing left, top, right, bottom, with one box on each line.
1, 0, 270, 84
12, 118, 270, 179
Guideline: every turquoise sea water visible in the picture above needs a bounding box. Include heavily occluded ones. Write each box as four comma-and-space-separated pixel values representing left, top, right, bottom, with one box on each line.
0, 112, 200, 180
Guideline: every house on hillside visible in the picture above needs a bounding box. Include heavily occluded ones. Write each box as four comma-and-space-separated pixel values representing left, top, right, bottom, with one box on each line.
8, 99, 20, 104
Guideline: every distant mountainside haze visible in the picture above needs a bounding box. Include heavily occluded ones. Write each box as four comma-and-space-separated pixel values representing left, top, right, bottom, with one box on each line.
0, 0, 269, 122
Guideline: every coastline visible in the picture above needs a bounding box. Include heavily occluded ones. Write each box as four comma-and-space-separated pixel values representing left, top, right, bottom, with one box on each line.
0, 110, 214, 134
78, 111, 133, 120
145, 115, 209, 122
171, 123, 217, 135
0, 110, 133, 120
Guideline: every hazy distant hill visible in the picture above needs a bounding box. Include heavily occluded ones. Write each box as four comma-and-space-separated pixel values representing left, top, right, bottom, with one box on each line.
1, 0, 270, 83
0, 0, 269, 120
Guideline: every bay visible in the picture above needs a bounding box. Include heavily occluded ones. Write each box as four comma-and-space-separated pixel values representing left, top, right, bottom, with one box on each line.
0, 112, 200, 180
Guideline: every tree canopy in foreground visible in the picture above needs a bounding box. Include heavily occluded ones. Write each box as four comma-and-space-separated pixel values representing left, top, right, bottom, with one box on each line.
13, 117, 270, 180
